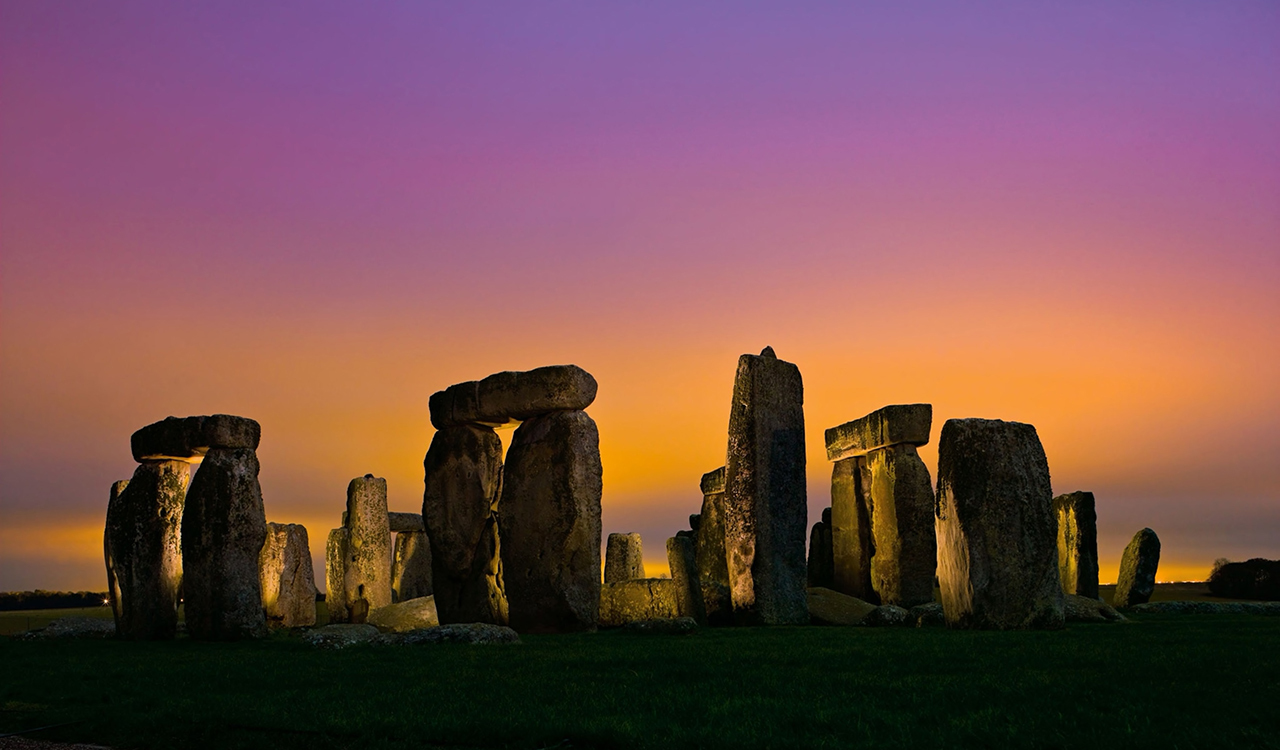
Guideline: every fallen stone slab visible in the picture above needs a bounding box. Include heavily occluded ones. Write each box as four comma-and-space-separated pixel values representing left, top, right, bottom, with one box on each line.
303, 623, 380, 649
398, 623, 522, 645
1064, 594, 1125, 623
131, 414, 261, 462
1054, 491, 1100, 599
622, 617, 698, 635
825, 404, 932, 462
1126, 601, 1280, 615
367, 596, 439, 633
20, 617, 116, 640
429, 365, 598, 428
598, 579, 681, 627
911, 602, 945, 627
806, 587, 877, 625
863, 604, 912, 627
259, 522, 317, 628
1114, 528, 1161, 608
604, 532, 646, 583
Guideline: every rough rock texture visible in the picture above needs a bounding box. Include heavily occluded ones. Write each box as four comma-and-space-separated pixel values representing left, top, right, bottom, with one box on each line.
344, 474, 392, 623
1128, 601, 1280, 615
181, 448, 268, 640
824, 404, 932, 462
830, 456, 876, 602
667, 535, 706, 624
102, 479, 129, 630
325, 527, 350, 623
391, 530, 434, 602
303, 623, 380, 649
911, 602, 945, 627
866, 444, 936, 607
500, 410, 603, 633
723, 348, 809, 625
131, 414, 261, 462
367, 595, 440, 633
806, 587, 877, 625
604, 532, 646, 583
422, 424, 507, 624
1114, 528, 1161, 608
1207, 558, 1280, 601
1064, 594, 1125, 622
695, 470, 732, 625
934, 418, 1064, 630
623, 617, 698, 635
598, 579, 681, 627
105, 461, 188, 640
689, 514, 701, 533
807, 508, 834, 589
1054, 491, 1100, 599
259, 523, 317, 628
429, 365, 598, 429
388, 512, 426, 533
397, 623, 521, 645
863, 604, 912, 627
21, 617, 116, 640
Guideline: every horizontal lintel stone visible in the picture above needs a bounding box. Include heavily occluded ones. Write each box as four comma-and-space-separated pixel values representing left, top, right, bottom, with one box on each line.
131, 415, 260, 463
700, 467, 726, 495
824, 404, 932, 462
429, 365, 598, 429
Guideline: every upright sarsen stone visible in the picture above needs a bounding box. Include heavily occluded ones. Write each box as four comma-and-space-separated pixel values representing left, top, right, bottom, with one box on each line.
866, 444, 936, 607
934, 419, 1064, 630
106, 463, 188, 640
422, 424, 506, 624
667, 535, 706, 624
830, 456, 875, 602
1114, 528, 1161, 607
604, 533, 645, 582
325, 527, 350, 623
103, 479, 130, 629
695, 467, 732, 624
259, 523, 317, 628
723, 347, 808, 625
807, 508, 834, 589
500, 410, 602, 633
391, 531, 434, 602
344, 474, 392, 623
182, 448, 268, 640
1054, 491, 1100, 599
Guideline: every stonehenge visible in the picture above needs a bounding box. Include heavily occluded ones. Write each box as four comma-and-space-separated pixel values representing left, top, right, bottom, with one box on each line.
604, 532, 646, 583
105, 462, 188, 640
325, 527, 351, 623
599, 580, 681, 627
1054, 491, 1100, 599
695, 467, 732, 623
344, 474, 393, 623
723, 347, 809, 625
1115, 528, 1161, 607
934, 418, 1064, 629
807, 508, 834, 589
259, 522, 317, 628
825, 405, 936, 608
391, 530, 433, 602
667, 535, 706, 625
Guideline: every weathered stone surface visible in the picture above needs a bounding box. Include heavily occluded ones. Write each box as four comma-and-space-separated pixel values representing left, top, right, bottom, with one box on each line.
106, 461, 188, 640
259, 523, 317, 628
1207, 558, 1280, 601
1064, 594, 1125, 623
325, 527, 350, 623
344, 474, 392, 623
500, 410, 602, 633
131, 414, 261, 462
388, 512, 426, 533
1054, 491, 1100, 599
391, 530, 433, 602
182, 448, 268, 640
598, 579, 681, 627
866, 444, 936, 607
422, 424, 506, 624
21, 616, 116, 640
700, 467, 726, 495
825, 404, 932, 462
303, 623, 379, 649
723, 348, 809, 625
911, 602, 945, 627
367, 595, 439, 633
1114, 528, 1161, 608
806, 587, 877, 625
934, 418, 1064, 630
398, 622, 521, 645
689, 514, 701, 533
667, 535, 706, 624
695, 481, 732, 625
863, 604, 912, 627
807, 508, 834, 589
1127, 601, 1280, 615
429, 365, 598, 429
622, 617, 698, 635
604, 532, 646, 583
830, 456, 876, 602
103, 479, 129, 628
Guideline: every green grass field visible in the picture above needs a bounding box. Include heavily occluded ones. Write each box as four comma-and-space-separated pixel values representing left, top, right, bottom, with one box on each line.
2, 605, 1278, 749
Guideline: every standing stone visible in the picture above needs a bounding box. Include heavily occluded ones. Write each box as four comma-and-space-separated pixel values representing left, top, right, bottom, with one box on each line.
1114, 528, 1161, 607
259, 523, 317, 628
723, 347, 808, 625
934, 419, 1063, 629
1054, 491, 1100, 599
830, 456, 876, 602
866, 444, 936, 607
500, 410, 602, 633
344, 474, 392, 624
695, 467, 732, 625
807, 508, 834, 589
325, 528, 350, 623
422, 424, 506, 624
182, 447, 268, 640
667, 535, 706, 624
604, 532, 646, 583
106, 463, 188, 640
103, 479, 130, 629
391, 530, 434, 602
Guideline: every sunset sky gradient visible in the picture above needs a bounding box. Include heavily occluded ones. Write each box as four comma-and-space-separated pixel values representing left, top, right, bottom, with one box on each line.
2, 2, 1277, 590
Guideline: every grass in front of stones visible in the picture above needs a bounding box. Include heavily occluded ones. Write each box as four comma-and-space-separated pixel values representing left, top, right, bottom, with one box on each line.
0, 607, 113, 637
2, 612, 1278, 749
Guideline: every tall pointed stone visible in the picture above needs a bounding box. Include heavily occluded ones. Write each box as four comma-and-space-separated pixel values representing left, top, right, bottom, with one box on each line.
934, 418, 1063, 630
343, 474, 392, 623
106, 463, 188, 640
830, 456, 875, 602
422, 424, 506, 624
325, 527, 350, 623
259, 522, 317, 628
723, 347, 808, 625
604, 532, 645, 582
391, 530, 434, 602
866, 444, 936, 607
1054, 491, 1100, 599
1114, 528, 1160, 607
695, 467, 732, 624
500, 410, 602, 633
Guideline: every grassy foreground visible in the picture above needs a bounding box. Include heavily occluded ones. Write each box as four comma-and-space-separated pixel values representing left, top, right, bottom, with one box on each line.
2, 612, 1278, 749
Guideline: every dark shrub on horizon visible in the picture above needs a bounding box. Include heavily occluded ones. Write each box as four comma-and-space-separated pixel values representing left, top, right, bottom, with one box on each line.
0, 590, 110, 611
1206, 559, 1280, 601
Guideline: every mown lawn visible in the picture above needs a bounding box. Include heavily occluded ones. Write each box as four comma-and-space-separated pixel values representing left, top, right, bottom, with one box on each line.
2, 612, 1277, 749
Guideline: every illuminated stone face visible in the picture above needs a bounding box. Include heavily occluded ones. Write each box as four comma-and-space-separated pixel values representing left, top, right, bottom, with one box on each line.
106, 462, 188, 640
259, 522, 317, 628
343, 474, 392, 623
604, 532, 646, 583
1053, 491, 1100, 599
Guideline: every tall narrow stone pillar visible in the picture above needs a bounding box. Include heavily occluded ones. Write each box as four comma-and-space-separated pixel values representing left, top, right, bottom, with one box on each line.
1053, 491, 1100, 599
807, 508, 834, 589
325, 527, 350, 623
103, 479, 130, 629
391, 530, 434, 602
106, 463, 188, 640
1114, 528, 1160, 608
604, 532, 646, 582
830, 457, 875, 601
344, 474, 391, 623
667, 535, 706, 624
259, 522, 317, 628
723, 347, 808, 625
695, 467, 732, 624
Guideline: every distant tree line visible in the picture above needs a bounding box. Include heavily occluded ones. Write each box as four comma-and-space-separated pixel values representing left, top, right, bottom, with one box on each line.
0, 590, 110, 611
